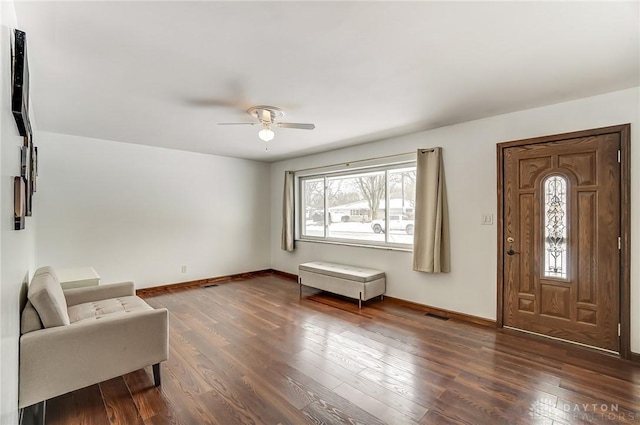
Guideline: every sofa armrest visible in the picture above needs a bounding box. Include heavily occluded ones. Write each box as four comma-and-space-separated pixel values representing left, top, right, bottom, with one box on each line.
64, 282, 135, 306
19, 307, 168, 408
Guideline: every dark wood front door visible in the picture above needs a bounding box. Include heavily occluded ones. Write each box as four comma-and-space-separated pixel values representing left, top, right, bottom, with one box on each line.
501, 130, 621, 352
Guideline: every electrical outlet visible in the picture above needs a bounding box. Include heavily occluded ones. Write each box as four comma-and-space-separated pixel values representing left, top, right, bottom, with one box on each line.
181, 265, 187, 273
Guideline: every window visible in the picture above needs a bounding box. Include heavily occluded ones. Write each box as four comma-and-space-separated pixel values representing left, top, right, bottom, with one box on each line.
300, 163, 416, 248
543, 175, 568, 278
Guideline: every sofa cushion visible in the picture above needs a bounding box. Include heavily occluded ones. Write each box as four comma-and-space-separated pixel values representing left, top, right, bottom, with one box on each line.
68, 296, 153, 324
21, 301, 44, 334
28, 267, 70, 328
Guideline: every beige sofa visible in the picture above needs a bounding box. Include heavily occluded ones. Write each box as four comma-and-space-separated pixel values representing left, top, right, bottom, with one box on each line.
19, 266, 168, 418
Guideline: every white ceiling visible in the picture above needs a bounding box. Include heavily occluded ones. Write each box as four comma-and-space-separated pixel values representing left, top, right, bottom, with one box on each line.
14, 1, 640, 162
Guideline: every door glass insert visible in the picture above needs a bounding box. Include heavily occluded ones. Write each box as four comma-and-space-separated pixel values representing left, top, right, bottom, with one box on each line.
543, 175, 568, 278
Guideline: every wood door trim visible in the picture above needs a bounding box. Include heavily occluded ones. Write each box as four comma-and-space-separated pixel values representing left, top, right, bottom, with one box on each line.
620, 124, 631, 359
496, 124, 631, 359
496, 124, 630, 149
496, 142, 506, 328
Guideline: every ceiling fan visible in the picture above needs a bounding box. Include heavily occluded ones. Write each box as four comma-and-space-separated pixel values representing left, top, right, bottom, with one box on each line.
218, 105, 315, 143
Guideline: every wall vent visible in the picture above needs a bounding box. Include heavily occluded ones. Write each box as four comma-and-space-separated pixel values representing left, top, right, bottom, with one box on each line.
425, 312, 449, 321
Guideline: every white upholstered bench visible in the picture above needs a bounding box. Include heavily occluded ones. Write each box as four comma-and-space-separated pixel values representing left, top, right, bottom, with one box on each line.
298, 261, 386, 309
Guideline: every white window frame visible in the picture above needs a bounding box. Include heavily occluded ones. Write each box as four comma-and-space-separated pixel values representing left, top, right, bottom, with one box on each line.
297, 161, 416, 250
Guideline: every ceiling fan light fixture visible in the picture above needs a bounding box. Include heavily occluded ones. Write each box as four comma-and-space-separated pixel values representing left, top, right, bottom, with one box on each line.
219, 106, 314, 148
258, 126, 275, 142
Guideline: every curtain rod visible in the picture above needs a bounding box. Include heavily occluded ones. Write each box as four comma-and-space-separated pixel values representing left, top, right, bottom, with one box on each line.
289, 150, 428, 174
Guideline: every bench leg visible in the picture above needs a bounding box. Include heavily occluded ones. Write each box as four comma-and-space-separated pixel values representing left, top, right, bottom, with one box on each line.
153, 363, 161, 387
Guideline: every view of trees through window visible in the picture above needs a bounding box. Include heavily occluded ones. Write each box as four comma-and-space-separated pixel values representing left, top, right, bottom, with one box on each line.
301, 164, 416, 247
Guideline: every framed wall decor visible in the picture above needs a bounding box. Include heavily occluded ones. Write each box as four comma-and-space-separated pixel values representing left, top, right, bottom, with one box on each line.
24, 132, 33, 216
20, 145, 28, 178
14, 177, 26, 230
30, 137, 37, 193
11, 30, 37, 229
11, 29, 31, 137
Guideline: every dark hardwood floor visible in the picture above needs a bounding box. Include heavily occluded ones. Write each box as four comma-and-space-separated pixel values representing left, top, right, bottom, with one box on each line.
46, 274, 640, 424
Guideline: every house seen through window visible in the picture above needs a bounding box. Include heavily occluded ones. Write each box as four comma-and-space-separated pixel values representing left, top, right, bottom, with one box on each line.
300, 163, 416, 248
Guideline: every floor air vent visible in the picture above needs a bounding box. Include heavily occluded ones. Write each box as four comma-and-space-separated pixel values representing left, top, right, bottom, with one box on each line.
425, 312, 449, 321
202, 283, 219, 288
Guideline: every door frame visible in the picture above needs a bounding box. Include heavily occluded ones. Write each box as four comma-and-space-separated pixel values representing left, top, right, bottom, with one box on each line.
496, 124, 631, 359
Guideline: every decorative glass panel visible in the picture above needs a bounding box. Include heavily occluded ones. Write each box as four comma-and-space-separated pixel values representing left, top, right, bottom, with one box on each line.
543, 175, 568, 278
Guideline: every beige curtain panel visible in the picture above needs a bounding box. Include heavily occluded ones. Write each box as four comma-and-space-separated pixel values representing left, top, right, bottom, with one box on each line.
413, 148, 451, 273
281, 171, 295, 252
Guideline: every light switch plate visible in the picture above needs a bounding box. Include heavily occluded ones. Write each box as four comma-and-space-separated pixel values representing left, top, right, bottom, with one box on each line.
481, 213, 494, 225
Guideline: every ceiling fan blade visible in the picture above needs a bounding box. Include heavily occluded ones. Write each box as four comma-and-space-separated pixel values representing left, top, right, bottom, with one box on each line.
276, 122, 316, 130
217, 122, 257, 126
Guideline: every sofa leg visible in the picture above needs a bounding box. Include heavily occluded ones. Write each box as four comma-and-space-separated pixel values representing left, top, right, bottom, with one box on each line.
36, 400, 46, 425
153, 363, 161, 387
25, 400, 46, 425
359, 292, 362, 309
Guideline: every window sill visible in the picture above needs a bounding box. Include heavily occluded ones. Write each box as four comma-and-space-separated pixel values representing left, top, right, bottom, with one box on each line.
296, 238, 413, 252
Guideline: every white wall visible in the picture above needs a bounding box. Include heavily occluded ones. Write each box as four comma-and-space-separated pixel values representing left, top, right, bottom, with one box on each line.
270, 87, 640, 353
36, 132, 271, 289
1, 2, 38, 423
